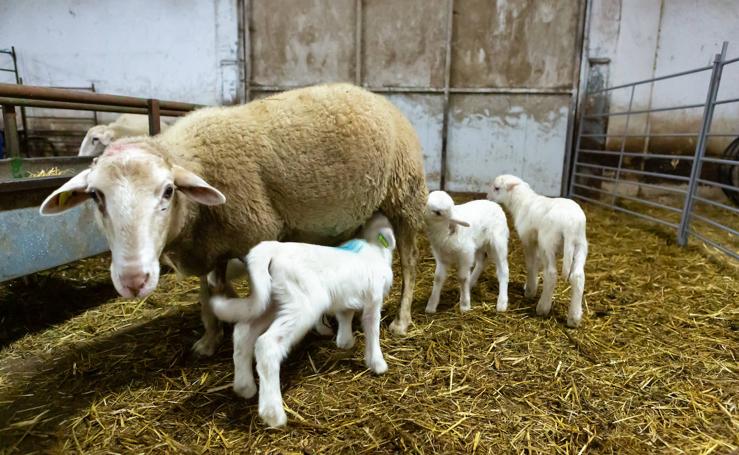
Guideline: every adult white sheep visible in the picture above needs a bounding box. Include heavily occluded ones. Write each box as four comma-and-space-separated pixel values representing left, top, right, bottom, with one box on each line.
210, 213, 395, 427
39, 83, 427, 356
487, 175, 588, 327
78, 114, 170, 157
424, 191, 509, 314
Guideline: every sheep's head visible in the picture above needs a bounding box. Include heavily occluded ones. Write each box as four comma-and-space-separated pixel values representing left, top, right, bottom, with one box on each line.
40, 142, 226, 298
487, 174, 523, 205
425, 191, 470, 229
78, 125, 116, 157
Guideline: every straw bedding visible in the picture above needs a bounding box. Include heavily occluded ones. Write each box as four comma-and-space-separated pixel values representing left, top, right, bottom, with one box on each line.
0, 199, 737, 454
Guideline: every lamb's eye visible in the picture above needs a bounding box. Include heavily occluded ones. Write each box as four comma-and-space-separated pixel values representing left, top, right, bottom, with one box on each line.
162, 185, 174, 200
494, 186, 500, 191
434, 210, 442, 216
91, 137, 100, 145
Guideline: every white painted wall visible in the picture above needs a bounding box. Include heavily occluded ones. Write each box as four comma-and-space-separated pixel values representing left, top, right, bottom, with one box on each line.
0, 0, 240, 112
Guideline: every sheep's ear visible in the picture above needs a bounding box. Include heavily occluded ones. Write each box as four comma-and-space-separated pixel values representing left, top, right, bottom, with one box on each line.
39, 169, 92, 215
377, 227, 396, 250
173, 165, 226, 206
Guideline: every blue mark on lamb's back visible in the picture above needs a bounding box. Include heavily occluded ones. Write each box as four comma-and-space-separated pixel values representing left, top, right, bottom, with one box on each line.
335, 239, 366, 253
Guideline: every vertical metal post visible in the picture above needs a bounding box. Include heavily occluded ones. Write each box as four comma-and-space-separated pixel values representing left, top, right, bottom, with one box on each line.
2, 104, 20, 157
91, 82, 99, 125
439, 0, 454, 191
567, 63, 590, 198
677, 41, 728, 246
354, 0, 363, 86
243, 0, 252, 102
147, 99, 161, 135
610, 84, 636, 206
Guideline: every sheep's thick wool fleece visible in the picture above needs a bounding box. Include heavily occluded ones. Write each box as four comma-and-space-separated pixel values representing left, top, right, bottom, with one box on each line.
133, 83, 426, 275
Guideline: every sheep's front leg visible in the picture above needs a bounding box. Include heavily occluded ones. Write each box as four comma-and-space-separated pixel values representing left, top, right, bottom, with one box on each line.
522, 241, 539, 298
457, 257, 473, 313
362, 296, 387, 374
536, 249, 557, 317
425, 261, 448, 314
335, 310, 355, 349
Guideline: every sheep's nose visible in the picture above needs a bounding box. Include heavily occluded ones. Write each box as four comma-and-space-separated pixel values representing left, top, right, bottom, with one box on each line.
121, 272, 150, 296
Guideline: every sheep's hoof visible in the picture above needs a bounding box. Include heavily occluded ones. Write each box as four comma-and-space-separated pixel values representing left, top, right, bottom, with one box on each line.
524, 283, 537, 299
366, 357, 388, 375
535, 301, 551, 316
259, 404, 287, 428
389, 319, 408, 336
234, 381, 257, 399
192, 334, 221, 357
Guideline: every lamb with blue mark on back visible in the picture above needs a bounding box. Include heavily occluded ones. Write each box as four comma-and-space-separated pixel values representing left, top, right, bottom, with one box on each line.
210, 213, 396, 428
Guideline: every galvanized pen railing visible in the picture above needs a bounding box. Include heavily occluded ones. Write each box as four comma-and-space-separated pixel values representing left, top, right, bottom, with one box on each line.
569, 41, 739, 260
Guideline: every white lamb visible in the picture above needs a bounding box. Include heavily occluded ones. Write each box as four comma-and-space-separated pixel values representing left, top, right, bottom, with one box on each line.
78, 114, 170, 157
424, 191, 510, 314
210, 213, 395, 428
487, 175, 588, 327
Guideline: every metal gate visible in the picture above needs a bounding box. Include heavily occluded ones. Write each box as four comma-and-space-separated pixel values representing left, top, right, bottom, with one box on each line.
240, 0, 585, 195
569, 42, 739, 260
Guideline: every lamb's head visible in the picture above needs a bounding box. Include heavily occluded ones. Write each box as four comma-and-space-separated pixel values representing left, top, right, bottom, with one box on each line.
425, 191, 470, 228
40, 141, 226, 298
361, 212, 396, 250
78, 125, 115, 157
487, 174, 524, 205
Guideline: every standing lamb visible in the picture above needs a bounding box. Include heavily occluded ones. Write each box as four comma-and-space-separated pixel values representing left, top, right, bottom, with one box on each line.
78, 114, 170, 157
40, 83, 427, 356
210, 213, 395, 427
424, 191, 509, 314
487, 175, 588, 327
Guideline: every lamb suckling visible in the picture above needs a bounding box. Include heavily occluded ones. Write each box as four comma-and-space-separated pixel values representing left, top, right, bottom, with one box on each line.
210, 213, 396, 428
487, 175, 588, 327
424, 191, 510, 314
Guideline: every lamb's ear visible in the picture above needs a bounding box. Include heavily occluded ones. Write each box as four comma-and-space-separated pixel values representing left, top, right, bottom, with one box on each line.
39, 169, 92, 215
173, 165, 226, 206
506, 180, 520, 191
377, 227, 396, 250
448, 217, 471, 227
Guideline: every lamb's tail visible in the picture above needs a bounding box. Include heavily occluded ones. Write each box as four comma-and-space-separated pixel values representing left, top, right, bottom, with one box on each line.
211, 246, 274, 323
562, 223, 587, 280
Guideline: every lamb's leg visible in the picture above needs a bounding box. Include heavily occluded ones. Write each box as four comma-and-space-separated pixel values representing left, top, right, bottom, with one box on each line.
193, 262, 235, 356
389, 220, 419, 336
458, 257, 473, 313
523, 241, 539, 298
425, 261, 448, 314
491, 241, 509, 312
536, 248, 557, 317
335, 310, 355, 349
254, 306, 315, 428
314, 315, 334, 336
232, 310, 273, 399
567, 243, 587, 328
362, 295, 387, 374
469, 249, 487, 289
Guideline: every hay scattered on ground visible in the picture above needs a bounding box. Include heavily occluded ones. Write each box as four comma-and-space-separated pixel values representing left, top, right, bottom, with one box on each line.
24, 167, 73, 178
0, 201, 737, 454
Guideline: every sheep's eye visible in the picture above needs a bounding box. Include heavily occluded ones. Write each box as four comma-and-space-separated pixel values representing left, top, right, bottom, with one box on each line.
162, 185, 174, 200
89, 189, 99, 203
91, 137, 100, 145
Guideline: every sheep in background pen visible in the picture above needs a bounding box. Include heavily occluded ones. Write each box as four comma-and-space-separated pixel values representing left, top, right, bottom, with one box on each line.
78, 114, 171, 157
487, 175, 588, 327
41, 83, 427, 358
424, 191, 509, 314
210, 213, 396, 428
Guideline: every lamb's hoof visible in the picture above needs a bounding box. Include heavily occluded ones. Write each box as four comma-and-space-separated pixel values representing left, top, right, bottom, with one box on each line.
336, 335, 355, 350
496, 298, 508, 312
389, 319, 408, 336
535, 302, 551, 317
424, 303, 437, 314
459, 303, 471, 313
366, 357, 388, 375
566, 315, 582, 328
192, 334, 221, 357
314, 318, 334, 336
233, 381, 257, 399
259, 404, 287, 428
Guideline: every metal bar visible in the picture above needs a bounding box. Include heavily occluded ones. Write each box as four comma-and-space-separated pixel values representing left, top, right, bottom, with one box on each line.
0, 83, 198, 111
354, 0, 363, 86
721, 56, 739, 66
249, 84, 573, 95
2, 104, 20, 158
688, 230, 739, 260
0, 68, 16, 73
678, 42, 728, 246
584, 102, 705, 119
700, 156, 739, 166
611, 85, 636, 205
578, 149, 695, 161
713, 97, 739, 106
575, 162, 692, 182
573, 171, 688, 194
692, 195, 739, 216
690, 213, 739, 237
580, 132, 698, 138
0, 175, 71, 193
571, 193, 680, 229
705, 133, 739, 137
697, 178, 739, 193
439, 0, 454, 190
243, 0, 252, 102
573, 183, 683, 213
91, 82, 99, 125
147, 99, 161, 135
567, 64, 589, 198
0, 97, 185, 116
586, 64, 712, 95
